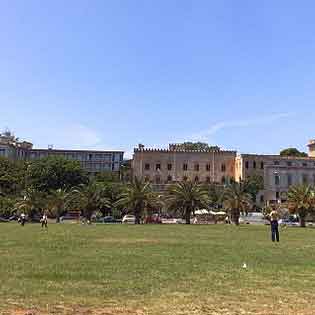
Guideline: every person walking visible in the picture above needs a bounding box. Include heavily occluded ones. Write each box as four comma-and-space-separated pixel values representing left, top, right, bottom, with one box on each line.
269, 209, 280, 242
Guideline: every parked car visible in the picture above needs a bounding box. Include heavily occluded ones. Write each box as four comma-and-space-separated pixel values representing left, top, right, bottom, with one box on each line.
122, 215, 136, 224
144, 214, 162, 224
240, 212, 269, 225
279, 215, 299, 226
9, 215, 18, 221
102, 216, 122, 224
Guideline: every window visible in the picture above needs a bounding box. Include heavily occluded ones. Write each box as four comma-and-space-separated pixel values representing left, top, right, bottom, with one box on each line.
313, 174, 315, 185
275, 174, 280, 186
183, 176, 188, 181
245, 161, 249, 169
260, 162, 264, 169
274, 161, 280, 165
221, 176, 226, 184
167, 163, 172, 171
276, 191, 280, 199
302, 174, 308, 184
145, 163, 150, 170
155, 176, 161, 184
206, 163, 211, 171
287, 161, 292, 167
194, 176, 199, 183
260, 195, 264, 203
287, 174, 292, 187
89, 154, 93, 160
253, 161, 256, 169
156, 164, 161, 171
145, 176, 150, 182
221, 164, 226, 172
303, 162, 308, 167
194, 164, 199, 171
183, 163, 188, 171
167, 175, 172, 182
206, 176, 211, 183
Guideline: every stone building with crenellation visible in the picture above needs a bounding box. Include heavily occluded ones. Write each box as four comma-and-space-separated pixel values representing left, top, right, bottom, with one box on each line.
132, 144, 237, 191
132, 140, 315, 206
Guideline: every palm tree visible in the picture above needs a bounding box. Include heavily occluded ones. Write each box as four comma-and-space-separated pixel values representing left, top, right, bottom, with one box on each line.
166, 181, 210, 224
223, 181, 252, 225
15, 188, 45, 219
287, 185, 315, 227
115, 177, 157, 224
47, 188, 72, 223
70, 182, 111, 221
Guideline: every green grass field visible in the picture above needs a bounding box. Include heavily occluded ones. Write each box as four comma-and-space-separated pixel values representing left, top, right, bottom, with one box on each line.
1, 223, 315, 315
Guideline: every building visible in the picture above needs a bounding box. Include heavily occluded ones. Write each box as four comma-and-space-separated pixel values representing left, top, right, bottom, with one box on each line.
132, 144, 237, 191
133, 140, 315, 205
236, 153, 315, 206
0, 131, 124, 175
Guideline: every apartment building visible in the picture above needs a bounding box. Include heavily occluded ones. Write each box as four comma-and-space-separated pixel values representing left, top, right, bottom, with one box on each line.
0, 131, 124, 175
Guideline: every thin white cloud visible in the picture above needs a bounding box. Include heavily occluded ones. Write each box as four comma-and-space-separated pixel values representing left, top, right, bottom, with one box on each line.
191, 112, 293, 141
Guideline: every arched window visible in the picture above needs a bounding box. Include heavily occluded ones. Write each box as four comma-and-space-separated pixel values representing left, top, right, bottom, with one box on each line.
167, 175, 172, 182
221, 164, 226, 172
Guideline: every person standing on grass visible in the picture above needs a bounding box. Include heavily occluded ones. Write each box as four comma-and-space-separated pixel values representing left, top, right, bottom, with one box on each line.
41, 212, 48, 230
20, 212, 26, 226
269, 209, 280, 242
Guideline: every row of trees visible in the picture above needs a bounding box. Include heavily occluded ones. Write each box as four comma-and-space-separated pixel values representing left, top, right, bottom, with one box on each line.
1, 155, 314, 227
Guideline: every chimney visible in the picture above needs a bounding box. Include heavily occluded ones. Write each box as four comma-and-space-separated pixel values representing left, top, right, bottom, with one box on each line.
307, 140, 315, 157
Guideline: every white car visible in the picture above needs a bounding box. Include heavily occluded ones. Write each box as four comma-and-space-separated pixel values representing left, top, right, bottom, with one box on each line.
240, 212, 269, 225
122, 215, 136, 224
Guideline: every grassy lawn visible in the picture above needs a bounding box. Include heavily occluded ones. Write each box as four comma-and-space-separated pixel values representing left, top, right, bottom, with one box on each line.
1, 223, 315, 315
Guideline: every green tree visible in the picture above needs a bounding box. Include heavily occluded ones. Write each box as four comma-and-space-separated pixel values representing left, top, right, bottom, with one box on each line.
223, 181, 252, 225
70, 182, 111, 221
0, 157, 26, 195
287, 185, 314, 227
116, 177, 157, 224
166, 181, 210, 224
0, 196, 16, 218
244, 175, 264, 203
26, 156, 88, 193
172, 142, 220, 151
15, 189, 45, 219
47, 188, 72, 222
280, 148, 308, 157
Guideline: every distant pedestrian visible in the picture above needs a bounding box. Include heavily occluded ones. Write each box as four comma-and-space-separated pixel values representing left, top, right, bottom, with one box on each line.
269, 209, 280, 242
20, 213, 26, 226
41, 212, 48, 229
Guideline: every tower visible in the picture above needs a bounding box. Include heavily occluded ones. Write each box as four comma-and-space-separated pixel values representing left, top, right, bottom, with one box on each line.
308, 140, 315, 157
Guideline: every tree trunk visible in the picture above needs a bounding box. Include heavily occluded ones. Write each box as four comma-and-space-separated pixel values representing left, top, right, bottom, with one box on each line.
185, 209, 191, 224
300, 216, 306, 228
135, 213, 141, 224
56, 215, 60, 223
231, 209, 240, 225
135, 206, 141, 224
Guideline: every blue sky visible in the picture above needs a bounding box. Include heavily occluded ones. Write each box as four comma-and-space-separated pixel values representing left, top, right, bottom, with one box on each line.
1, 1, 315, 157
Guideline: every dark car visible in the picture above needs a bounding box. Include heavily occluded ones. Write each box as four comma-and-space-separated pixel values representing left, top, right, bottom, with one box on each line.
9, 215, 18, 221
0, 217, 9, 223
102, 216, 122, 224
